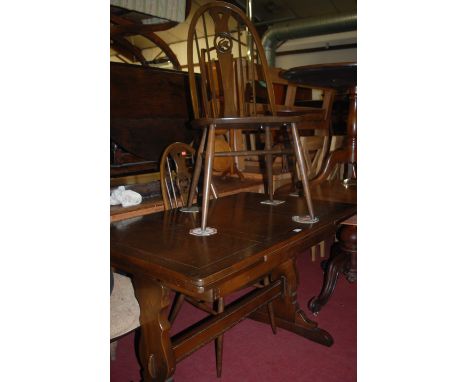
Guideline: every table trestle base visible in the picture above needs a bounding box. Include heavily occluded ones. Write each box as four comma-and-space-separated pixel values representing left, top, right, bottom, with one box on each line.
172, 278, 283, 363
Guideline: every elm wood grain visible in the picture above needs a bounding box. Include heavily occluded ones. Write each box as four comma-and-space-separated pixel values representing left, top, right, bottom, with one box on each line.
111, 192, 356, 381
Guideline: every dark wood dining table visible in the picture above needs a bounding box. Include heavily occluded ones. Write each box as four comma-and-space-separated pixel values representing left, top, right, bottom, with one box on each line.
111, 192, 356, 381
276, 179, 357, 314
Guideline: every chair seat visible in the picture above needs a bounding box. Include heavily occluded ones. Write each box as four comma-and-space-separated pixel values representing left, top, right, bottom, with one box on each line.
110, 273, 140, 339
191, 111, 326, 129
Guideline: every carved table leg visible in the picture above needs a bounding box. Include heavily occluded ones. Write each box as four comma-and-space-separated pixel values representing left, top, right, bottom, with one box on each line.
132, 277, 175, 382
309, 224, 357, 314
249, 258, 333, 346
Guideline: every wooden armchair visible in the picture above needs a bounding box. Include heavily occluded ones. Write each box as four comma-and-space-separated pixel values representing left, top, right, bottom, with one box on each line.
185, 1, 329, 236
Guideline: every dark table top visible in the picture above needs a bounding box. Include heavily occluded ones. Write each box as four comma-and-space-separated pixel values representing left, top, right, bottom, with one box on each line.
276, 179, 357, 205
280, 62, 357, 89
110, 192, 356, 291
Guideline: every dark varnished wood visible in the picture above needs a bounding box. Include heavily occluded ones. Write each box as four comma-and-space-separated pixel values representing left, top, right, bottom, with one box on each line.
281, 62, 356, 90
110, 63, 197, 162
111, 192, 356, 380
280, 63, 357, 184
131, 277, 174, 381
276, 179, 357, 315
276, 179, 357, 205
309, 222, 357, 314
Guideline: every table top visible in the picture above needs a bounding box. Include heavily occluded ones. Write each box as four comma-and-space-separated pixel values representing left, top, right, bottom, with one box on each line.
111, 192, 356, 292
276, 179, 357, 205
110, 175, 265, 223
280, 62, 357, 89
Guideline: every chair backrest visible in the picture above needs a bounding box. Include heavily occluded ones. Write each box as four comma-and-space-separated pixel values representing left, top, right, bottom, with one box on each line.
187, 1, 277, 120
268, 67, 335, 123
299, 136, 328, 179
328, 135, 346, 180
160, 142, 196, 210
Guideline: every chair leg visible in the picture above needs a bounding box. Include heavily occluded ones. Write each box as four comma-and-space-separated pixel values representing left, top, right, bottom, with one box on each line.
263, 276, 277, 334
264, 126, 274, 201
319, 240, 326, 258
187, 127, 207, 207
110, 340, 118, 361
290, 123, 316, 221
311, 245, 317, 262
200, 124, 216, 232
215, 297, 224, 378
168, 292, 185, 324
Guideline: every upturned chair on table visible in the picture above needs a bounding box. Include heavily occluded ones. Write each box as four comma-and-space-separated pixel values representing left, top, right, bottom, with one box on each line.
185, 1, 328, 237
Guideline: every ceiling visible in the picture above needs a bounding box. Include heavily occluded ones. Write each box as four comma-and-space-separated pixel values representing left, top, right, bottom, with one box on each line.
110, 0, 356, 62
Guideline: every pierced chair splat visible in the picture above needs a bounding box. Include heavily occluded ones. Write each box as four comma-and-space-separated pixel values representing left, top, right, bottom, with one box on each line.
186, 1, 322, 236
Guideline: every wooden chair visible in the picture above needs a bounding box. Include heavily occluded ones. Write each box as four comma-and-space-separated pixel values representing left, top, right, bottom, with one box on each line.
160, 141, 219, 210
185, 1, 328, 236
160, 141, 218, 325
160, 141, 276, 377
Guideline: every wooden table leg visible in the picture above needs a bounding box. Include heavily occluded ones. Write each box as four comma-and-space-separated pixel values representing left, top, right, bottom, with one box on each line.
308, 224, 357, 314
249, 258, 333, 346
132, 276, 175, 382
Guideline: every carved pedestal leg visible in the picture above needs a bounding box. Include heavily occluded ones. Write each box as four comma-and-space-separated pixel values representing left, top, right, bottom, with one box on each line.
132, 277, 175, 382
309, 224, 357, 314
249, 258, 333, 346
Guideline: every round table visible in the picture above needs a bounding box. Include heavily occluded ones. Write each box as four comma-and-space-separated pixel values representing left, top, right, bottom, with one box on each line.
280, 62, 356, 90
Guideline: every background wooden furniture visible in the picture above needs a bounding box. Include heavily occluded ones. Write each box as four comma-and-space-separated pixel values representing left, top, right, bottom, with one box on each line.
280, 62, 357, 185
160, 141, 219, 211
309, 214, 357, 314
110, 192, 356, 381
110, 63, 198, 178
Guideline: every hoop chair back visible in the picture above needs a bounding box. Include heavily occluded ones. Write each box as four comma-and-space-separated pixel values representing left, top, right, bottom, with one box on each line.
160, 142, 196, 210
186, 1, 321, 234
187, 1, 277, 121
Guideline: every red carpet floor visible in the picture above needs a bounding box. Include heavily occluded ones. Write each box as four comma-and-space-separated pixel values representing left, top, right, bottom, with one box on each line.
111, 250, 357, 381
